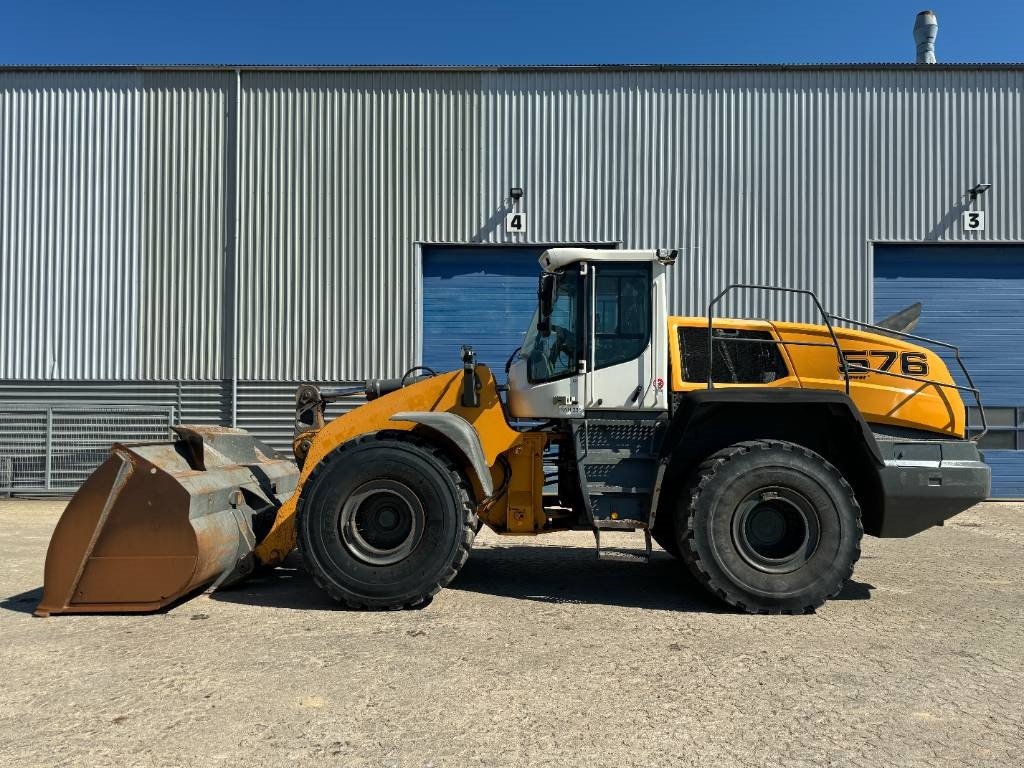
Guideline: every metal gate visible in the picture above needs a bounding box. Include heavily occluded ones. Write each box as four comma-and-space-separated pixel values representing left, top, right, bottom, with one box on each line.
0, 404, 175, 494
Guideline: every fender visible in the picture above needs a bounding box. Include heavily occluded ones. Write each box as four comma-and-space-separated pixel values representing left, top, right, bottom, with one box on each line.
389, 411, 494, 497
253, 367, 518, 566
662, 388, 884, 466
658, 387, 887, 537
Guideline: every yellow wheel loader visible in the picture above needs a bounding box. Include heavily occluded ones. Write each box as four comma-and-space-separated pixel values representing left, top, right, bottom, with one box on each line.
36, 248, 991, 616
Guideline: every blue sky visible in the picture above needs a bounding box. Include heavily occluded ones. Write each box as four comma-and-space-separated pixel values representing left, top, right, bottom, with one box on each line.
2, 1, 1022, 66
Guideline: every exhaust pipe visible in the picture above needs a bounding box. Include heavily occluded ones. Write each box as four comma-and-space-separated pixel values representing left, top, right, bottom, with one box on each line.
914, 10, 938, 64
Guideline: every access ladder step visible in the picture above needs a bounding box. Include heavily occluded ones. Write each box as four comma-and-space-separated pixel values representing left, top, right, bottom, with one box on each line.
593, 526, 652, 562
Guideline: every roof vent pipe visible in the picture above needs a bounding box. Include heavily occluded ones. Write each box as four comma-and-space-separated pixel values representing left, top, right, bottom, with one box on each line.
914, 10, 938, 64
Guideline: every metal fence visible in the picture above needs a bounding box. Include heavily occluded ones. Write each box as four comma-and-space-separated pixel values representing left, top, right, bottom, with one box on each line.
0, 404, 175, 494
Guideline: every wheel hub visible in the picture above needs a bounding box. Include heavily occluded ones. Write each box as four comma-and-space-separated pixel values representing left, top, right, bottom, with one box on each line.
732, 487, 820, 573
339, 479, 424, 566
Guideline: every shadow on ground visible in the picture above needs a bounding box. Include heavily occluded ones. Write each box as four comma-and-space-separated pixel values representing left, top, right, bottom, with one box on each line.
206, 545, 874, 614
1, 585, 220, 618
1, 587, 43, 615
3, 546, 874, 616
209, 554, 349, 612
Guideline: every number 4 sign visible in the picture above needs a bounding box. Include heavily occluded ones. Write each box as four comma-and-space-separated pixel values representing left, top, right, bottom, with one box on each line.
505, 212, 527, 233
962, 210, 986, 231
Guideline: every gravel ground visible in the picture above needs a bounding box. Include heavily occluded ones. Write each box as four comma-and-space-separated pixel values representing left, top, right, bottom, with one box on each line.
1, 498, 1022, 767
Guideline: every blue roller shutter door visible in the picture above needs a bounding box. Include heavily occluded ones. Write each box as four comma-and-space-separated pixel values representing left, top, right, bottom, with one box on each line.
421, 247, 547, 378
873, 245, 1024, 498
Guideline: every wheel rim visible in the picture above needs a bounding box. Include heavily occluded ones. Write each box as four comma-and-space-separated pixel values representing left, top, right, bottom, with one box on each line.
339, 479, 424, 566
731, 486, 820, 573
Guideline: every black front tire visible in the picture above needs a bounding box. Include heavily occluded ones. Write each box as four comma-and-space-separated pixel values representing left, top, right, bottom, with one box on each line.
677, 440, 862, 615
296, 433, 477, 609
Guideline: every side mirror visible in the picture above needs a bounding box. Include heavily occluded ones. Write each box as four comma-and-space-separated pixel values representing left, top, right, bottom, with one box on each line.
537, 273, 555, 336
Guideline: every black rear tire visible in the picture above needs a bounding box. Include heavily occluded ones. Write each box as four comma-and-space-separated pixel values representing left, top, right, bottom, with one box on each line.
676, 440, 862, 615
651, 514, 680, 558
296, 433, 477, 609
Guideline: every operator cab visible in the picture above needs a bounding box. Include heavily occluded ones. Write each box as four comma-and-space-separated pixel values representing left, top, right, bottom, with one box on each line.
507, 248, 678, 419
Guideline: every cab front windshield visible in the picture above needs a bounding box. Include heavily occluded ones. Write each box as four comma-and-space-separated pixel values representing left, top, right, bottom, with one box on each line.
521, 272, 580, 383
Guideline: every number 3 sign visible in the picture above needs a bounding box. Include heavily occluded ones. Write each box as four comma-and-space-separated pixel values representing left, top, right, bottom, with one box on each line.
962, 210, 986, 231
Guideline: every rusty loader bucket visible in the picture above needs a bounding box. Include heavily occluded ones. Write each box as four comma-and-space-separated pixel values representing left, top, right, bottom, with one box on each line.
35, 426, 299, 616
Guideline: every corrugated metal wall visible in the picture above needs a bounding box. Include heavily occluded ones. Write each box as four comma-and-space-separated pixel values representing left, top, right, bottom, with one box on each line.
477, 69, 1023, 321
0, 380, 362, 452
236, 71, 483, 380
0, 71, 232, 380
2, 65, 1022, 442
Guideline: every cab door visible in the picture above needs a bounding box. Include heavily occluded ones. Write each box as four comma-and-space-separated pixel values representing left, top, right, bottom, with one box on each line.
584, 261, 667, 412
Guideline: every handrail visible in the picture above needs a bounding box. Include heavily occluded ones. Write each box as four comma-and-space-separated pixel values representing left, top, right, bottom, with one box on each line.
703, 285, 988, 443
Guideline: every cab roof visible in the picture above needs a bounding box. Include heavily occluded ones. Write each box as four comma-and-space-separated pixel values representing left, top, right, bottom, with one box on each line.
539, 248, 679, 272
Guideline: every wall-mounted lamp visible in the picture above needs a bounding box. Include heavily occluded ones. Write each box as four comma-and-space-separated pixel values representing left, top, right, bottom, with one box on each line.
968, 182, 992, 200
509, 186, 524, 202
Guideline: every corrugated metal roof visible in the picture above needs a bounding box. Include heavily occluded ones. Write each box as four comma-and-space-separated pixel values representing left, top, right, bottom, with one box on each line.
1, 63, 1023, 72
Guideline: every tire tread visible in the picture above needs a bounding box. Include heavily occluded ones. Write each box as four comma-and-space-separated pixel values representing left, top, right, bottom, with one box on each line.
679, 439, 862, 615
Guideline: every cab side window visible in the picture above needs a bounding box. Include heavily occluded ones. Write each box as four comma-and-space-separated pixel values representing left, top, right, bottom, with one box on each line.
594, 264, 651, 370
